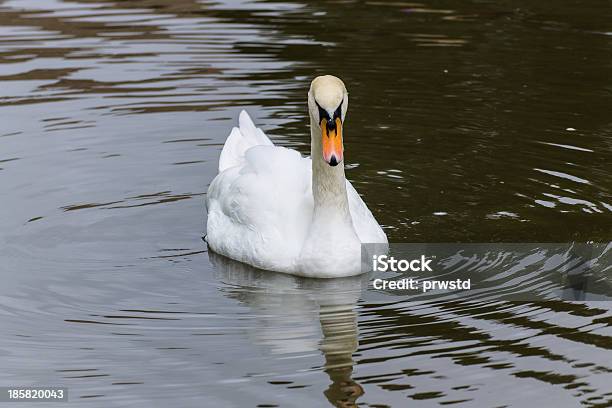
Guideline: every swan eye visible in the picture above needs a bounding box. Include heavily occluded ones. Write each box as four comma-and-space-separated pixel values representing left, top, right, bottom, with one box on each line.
316, 101, 330, 124
333, 99, 343, 121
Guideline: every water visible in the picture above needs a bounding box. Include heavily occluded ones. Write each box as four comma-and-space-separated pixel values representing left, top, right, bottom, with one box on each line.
1, 0, 611, 406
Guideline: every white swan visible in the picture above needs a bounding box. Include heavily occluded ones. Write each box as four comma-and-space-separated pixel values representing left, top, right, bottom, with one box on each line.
206, 75, 387, 278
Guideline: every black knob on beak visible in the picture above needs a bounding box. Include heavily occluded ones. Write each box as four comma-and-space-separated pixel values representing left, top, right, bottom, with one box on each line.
326, 119, 337, 134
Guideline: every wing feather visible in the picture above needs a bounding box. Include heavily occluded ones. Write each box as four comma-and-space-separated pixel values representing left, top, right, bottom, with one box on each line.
219, 110, 273, 172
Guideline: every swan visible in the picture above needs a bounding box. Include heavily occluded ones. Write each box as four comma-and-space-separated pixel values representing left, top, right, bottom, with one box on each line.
206, 75, 387, 278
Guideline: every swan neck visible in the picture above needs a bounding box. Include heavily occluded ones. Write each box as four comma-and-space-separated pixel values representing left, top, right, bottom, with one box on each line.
298, 113, 361, 275
310, 118, 350, 216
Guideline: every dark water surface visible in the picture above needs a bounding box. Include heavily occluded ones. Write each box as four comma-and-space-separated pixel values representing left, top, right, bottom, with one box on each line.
1, 0, 611, 406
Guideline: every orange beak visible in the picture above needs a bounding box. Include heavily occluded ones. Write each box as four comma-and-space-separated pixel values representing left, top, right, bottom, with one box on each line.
321, 117, 343, 166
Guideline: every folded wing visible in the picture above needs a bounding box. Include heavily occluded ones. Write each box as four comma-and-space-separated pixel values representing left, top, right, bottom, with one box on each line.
219, 110, 273, 172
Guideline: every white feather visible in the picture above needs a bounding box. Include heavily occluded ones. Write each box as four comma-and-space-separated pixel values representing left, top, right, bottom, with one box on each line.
218, 110, 272, 172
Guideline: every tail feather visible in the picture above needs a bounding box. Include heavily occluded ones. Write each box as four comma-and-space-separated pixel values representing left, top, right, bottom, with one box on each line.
218, 110, 273, 172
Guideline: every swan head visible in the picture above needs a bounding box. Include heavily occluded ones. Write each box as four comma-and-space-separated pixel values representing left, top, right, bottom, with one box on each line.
308, 75, 348, 167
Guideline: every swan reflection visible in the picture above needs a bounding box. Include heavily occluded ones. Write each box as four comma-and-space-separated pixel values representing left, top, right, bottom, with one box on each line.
209, 251, 367, 407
